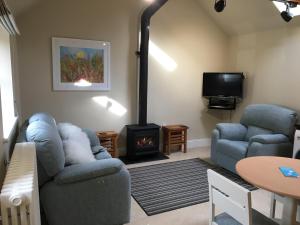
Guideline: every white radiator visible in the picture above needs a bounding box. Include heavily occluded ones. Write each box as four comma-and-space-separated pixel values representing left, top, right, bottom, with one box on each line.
0, 143, 41, 225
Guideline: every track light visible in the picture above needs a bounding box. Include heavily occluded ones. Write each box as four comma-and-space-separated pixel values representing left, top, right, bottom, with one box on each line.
214, 0, 226, 13
281, 3, 294, 22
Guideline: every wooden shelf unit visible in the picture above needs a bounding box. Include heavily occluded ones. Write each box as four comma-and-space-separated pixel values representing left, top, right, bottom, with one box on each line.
96, 131, 119, 158
162, 125, 189, 155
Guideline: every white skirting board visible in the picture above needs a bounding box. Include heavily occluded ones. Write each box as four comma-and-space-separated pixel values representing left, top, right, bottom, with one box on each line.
187, 138, 211, 149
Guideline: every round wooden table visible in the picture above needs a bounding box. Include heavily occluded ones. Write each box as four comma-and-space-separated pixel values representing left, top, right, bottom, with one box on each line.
236, 156, 300, 225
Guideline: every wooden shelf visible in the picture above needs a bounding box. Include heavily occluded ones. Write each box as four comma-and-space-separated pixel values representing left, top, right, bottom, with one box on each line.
96, 131, 119, 158
162, 125, 189, 155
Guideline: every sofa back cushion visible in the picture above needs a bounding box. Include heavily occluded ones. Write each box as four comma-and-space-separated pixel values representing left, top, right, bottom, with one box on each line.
82, 128, 100, 147
240, 104, 297, 138
245, 126, 273, 141
58, 123, 96, 165
29, 112, 57, 128
26, 120, 65, 184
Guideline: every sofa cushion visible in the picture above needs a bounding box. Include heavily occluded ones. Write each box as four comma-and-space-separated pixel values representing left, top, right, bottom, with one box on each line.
62, 140, 96, 165
92, 145, 107, 155
216, 123, 247, 141
240, 104, 297, 138
29, 112, 57, 128
58, 123, 96, 165
245, 126, 273, 141
216, 140, 248, 160
26, 121, 65, 178
95, 150, 112, 160
82, 128, 100, 147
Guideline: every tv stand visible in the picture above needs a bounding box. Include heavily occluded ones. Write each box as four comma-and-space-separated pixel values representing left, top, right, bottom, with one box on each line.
208, 97, 237, 110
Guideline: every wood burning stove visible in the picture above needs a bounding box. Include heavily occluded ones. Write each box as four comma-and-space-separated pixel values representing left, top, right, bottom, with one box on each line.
126, 0, 168, 159
126, 124, 160, 159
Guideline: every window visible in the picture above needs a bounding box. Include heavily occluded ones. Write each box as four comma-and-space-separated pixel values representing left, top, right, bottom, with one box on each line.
0, 24, 16, 139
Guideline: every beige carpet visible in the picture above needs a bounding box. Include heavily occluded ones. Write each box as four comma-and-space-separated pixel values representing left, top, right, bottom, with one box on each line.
126, 147, 283, 225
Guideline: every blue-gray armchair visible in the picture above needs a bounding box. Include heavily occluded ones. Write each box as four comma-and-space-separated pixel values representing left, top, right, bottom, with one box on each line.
211, 104, 297, 173
17, 113, 131, 225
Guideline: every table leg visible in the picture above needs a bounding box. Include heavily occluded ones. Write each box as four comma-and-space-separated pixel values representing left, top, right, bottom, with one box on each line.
167, 132, 171, 155
184, 130, 187, 153
281, 197, 298, 225
270, 193, 276, 219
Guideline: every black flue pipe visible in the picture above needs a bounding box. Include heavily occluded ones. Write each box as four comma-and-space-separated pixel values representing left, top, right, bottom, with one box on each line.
138, 0, 169, 126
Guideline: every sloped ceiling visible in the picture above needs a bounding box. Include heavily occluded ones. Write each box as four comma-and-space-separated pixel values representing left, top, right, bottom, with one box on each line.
5, 0, 41, 16
4, 0, 300, 35
196, 0, 300, 36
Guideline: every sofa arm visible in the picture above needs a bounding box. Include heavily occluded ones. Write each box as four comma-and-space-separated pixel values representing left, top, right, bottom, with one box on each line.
249, 134, 290, 145
216, 123, 247, 141
54, 158, 123, 184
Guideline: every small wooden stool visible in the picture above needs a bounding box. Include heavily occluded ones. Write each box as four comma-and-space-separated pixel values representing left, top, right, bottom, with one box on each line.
162, 125, 189, 155
96, 131, 119, 158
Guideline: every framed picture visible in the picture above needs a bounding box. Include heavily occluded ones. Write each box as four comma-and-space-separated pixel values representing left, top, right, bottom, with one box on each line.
52, 37, 111, 91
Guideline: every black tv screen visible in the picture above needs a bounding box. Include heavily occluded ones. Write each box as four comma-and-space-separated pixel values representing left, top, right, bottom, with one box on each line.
202, 72, 244, 98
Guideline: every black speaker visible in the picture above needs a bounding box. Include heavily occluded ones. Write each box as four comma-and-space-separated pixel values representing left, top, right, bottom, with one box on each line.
214, 0, 226, 12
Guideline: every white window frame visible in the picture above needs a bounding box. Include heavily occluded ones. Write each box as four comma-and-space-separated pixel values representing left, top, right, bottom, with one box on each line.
0, 24, 17, 141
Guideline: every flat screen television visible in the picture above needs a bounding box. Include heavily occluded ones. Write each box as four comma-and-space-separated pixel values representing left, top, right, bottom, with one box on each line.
202, 72, 244, 98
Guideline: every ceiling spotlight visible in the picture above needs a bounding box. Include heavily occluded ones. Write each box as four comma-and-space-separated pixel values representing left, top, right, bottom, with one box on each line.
281, 3, 294, 22
214, 0, 226, 13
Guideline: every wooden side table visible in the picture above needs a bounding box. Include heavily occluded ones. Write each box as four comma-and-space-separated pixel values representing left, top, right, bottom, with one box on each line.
96, 131, 119, 158
162, 125, 189, 155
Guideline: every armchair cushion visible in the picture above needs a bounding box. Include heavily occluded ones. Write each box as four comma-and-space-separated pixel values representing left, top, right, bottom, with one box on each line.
54, 158, 123, 184
216, 140, 248, 160
249, 134, 290, 145
240, 104, 297, 138
245, 126, 273, 141
216, 123, 247, 141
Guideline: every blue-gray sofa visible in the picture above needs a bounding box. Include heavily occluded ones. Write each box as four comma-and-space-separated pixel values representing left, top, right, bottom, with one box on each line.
211, 104, 297, 173
17, 113, 131, 225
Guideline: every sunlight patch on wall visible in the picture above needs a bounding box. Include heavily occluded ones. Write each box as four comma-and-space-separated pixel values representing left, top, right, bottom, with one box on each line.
149, 40, 178, 72
92, 96, 127, 117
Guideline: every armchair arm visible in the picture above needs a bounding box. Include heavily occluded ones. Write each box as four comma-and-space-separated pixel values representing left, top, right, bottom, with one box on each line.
249, 134, 290, 145
216, 123, 247, 141
54, 158, 123, 184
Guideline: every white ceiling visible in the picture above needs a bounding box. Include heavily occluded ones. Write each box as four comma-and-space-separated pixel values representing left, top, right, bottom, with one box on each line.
196, 0, 300, 35
4, 0, 300, 35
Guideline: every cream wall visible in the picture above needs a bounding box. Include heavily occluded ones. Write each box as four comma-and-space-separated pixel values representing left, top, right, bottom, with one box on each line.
148, 0, 229, 139
16, 0, 230, 148
16, 0, 142, 141
229, 26, 300, 121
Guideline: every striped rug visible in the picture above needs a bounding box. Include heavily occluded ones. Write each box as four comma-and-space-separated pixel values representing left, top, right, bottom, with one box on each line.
129, 158, 256, 216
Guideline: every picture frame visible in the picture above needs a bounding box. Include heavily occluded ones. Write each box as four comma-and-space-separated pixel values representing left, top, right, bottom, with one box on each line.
52, 37, 111, 91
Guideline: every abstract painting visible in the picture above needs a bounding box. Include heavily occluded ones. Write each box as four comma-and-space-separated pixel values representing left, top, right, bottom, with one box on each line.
52, 38, 110, 91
